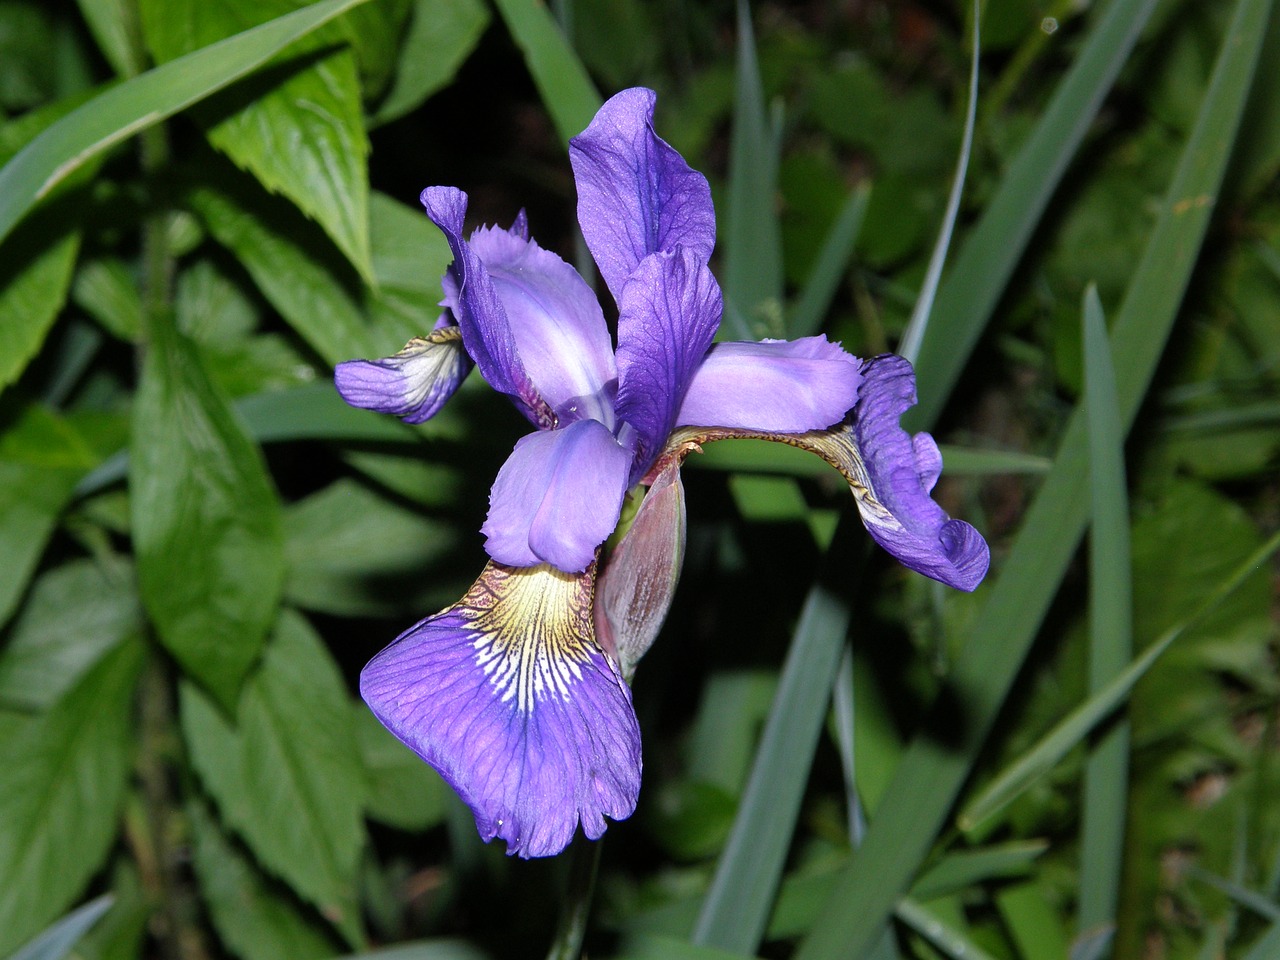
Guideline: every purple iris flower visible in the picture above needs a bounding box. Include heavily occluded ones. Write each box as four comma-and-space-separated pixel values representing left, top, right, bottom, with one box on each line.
335, 88, 989, 858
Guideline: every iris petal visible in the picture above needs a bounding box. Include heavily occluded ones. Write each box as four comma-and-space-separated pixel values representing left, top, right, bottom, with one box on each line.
334, 327, 472, 423
483, 418, 634, 573
360, 561, 642, 858
467, 225, 617, 426
569, 88, 716, 302
614, 248, 722, 479
676, 336, 862, 433
420, 186, 554, 427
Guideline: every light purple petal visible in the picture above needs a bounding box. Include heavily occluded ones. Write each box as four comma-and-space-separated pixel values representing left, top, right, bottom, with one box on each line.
676, 336, 862, 432
846, 354, 989, 591
484, 419, 633, 573
614, 248, 721, 479
334, 328, 472, 423
421, 186, 554, 428
360, 562, 642, 858
569, 87, 716, 303
468, 225, 617, 426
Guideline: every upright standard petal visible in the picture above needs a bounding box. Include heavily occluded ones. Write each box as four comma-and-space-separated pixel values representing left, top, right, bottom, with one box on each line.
676, 336, 862, 433
360, 561, 642, 858
334, 327, 472, 423
614, 248, 722, 478
467, 225, 617, 426
569, 87, 716, 301
483, 418, 634, 573
421, 186, 554, 427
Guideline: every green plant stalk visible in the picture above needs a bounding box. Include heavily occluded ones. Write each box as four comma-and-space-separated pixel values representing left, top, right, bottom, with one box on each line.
794, 0, 1273, 955
544, 834, 603, 960
1077, 287, 1132, 940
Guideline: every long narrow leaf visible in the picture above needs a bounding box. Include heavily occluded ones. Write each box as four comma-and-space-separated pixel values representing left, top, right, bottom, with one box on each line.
787, 183, 870, 338
1077, 285, 1132, 938
0, 0, 374, 245
795, 0, 1273, 955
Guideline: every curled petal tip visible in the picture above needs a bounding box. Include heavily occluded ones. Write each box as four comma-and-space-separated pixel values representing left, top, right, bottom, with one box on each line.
335, 328, 471, 423
360, 562, 641, 858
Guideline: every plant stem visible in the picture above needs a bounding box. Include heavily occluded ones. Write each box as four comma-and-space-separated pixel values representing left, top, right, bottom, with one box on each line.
544, 835, 603, 960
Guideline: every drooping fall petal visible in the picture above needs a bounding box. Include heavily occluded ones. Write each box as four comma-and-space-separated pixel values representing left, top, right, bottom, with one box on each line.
334, 327, 472, 423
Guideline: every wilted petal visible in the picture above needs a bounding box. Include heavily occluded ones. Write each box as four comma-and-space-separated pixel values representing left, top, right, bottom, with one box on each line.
335, 328, 471, 423
615, 248, 721, 478
484, 418, 634, 573
595, 458, 686, 680
421, 186, 554, 427
360, 561, 642, 858
569, 87, 716, 302
677, 336, 861, 433
468, 225, 617, 426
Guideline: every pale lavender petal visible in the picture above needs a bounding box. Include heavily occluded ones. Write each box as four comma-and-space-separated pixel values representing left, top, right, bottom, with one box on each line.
483, 419, 633, 573
848, 355, 989, 591
335, 328, 471, 423
421, 186, 554, 428
468, 225, 617, 426
360, 562, 642, 858
569, 87, 716, 302
676, 336, 862, 432
614, 248, 721, 478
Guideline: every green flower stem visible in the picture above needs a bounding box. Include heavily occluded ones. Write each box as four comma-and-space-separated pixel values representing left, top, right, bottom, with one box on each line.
545, 834, 604, 960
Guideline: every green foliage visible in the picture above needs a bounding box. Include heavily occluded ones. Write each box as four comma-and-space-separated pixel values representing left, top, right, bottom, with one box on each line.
1, 0, 1278, 958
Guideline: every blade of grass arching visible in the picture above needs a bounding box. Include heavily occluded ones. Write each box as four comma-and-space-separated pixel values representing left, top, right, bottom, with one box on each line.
1188, 866, 1280, 924
907, 0, 1160, 429
787, 183, 870, 338
1242, 921, 1280, 960
691, 522, 862, 954
795, 0, 1273, 955
721, 0, 782, 341
491, 0, 600, 146
0, 0, 373, 245
956, 525, 1280, 831
897, 1, 980, 366
1077, 285, 1132, 942
894, 898, 1000, 960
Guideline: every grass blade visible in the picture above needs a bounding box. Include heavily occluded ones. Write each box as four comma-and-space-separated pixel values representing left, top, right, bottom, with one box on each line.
0, 0, 374, 245
907, 0, 1160, 429
787, 182, 869, 338
897, 1, 980, 365
1077, 285, 1132, 940
794, 0, 1274, 955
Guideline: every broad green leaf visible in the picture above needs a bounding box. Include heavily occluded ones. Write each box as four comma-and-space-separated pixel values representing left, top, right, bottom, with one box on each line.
71, 256, 144, 342
0, 558, 140, 711
181, 610, 367, 945
74, 0, 139, 78
490, 0, 601, 145
370, 0, 490, 127
283, 478, 462, 617
795, 0, 1273, 955
355, 705, 448, 832
0, 215, 79, 392
0, 0, 374, 247
131, 320, 284, 707
364, 190, 454, 347
335, 0, 412, 100
0, 640, 143, 956
140, 0, 373, 284
7, 895, 114, 960
191, 176, 376, 364
0, 404, 100, 628
188, 800, 338, 960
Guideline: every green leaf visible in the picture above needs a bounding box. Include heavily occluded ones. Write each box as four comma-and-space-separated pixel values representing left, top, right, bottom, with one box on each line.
180, 610, 367, 945
283, 478, 462, 617
0, 558, 140, 711
7, 895, 114, 960
364, 189, 455, 347
188, 799, 338, 960
355, 704, 448, 832
370, 0, 490, 127
491, 0, 601, 145
74, 0, 139, 78
0, 0, 374, 247
613, 933, 761, 960
139, 0, 373, 284
0, 215, 80, 392
0, 404, 100, 628
71, 256, 144, 342
131, 320, 284, 707
795, 0, 1274, 954
191, 175, 376, 364
0, 639, 144, 956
